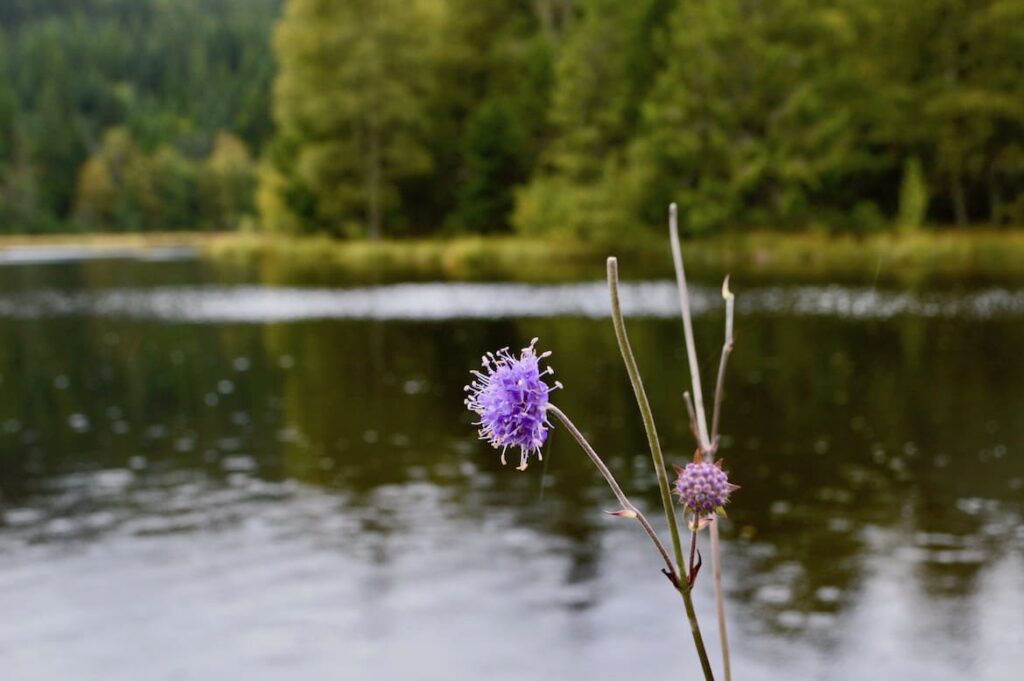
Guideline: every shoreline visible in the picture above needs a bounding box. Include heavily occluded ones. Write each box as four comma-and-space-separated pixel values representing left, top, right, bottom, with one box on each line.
203, 229, 1024, 287
2, 229, 1023, 286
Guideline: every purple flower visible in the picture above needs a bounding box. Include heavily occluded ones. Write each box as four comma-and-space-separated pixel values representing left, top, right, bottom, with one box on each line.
465, 338, 558, 471
673, 460, 738, 517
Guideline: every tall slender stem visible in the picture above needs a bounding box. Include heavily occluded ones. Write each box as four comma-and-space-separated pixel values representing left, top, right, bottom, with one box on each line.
606, 257, 685, 572
546, 404, 677, 585
669, 204, 732, 681
708, 520, 729, 680
669, 204, 711, 450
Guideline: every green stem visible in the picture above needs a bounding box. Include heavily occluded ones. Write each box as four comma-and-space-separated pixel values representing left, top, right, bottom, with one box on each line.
606, 257, 685, 572
681, 587, 717, 681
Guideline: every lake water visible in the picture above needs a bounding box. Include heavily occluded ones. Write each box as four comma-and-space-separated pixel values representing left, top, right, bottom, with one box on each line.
0, 252, 1021, 680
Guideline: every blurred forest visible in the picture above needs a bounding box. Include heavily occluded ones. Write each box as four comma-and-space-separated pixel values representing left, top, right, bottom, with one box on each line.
0, 0, 278, 233
1, 0, 1023, 238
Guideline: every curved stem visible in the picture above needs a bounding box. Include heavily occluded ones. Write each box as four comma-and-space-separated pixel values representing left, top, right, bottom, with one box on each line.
606, 257, 685, 572
546, 404, 677, 585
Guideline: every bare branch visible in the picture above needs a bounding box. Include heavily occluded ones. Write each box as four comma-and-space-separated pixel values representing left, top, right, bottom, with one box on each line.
710, 276, 735, 445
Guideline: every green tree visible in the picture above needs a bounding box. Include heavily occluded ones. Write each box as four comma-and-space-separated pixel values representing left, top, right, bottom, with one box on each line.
0, 141, 42, 232
73, 127, 145, 231
0, 39, 14, 163
265, 0, 435, 238
860, 0, 1024, 226
634, 0, 871, 233
422, 0, 554, 234
137, 145, 199, 231
513, 0, 673, 240
453, 98, 527, 232
198, 131, 256, 230
74, 127, 203, 232
897, 157, 929, 231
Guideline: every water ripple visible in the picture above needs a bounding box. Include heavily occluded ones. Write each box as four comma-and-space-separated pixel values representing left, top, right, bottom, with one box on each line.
0, 282, 1022, 322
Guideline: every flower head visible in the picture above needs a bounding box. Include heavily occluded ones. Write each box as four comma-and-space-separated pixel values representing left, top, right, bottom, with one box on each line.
465, 338, 558, 471
673, 459, 737, 517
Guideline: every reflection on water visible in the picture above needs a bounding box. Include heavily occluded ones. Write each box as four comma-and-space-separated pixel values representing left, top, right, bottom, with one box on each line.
0, 258, 1021, 680
0, 245, 196, 265
2, 282, 1024, 321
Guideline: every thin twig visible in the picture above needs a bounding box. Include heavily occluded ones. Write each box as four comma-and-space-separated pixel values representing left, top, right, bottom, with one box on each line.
668, 204, 711, 450
668, 204, 732, 681
710, 277, 735, 445
606, 257, 685, 572
546, 404, 678, 586
683, 391, 702, 452
688, 519, 698, 583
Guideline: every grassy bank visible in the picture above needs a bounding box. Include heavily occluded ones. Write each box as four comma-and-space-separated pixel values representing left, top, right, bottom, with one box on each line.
2, 229, 1023, 286
204, 230, 1024, 286
0, 232, 228, 249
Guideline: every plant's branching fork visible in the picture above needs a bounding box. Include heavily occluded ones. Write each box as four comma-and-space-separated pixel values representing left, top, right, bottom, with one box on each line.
669, 203, 733, 681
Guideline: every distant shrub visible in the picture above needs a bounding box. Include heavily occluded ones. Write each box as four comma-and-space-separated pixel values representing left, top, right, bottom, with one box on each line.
513, 160, 650, 245
850, 201, 886, 233
897, 157, 928, 231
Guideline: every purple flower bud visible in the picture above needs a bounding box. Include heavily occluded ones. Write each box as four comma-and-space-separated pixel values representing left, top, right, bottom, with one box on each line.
465, 338, 558, 471
673, 461, 737, 517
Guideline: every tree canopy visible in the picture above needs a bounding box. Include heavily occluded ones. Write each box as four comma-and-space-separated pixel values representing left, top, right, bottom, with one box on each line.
1, 0, 1021, 237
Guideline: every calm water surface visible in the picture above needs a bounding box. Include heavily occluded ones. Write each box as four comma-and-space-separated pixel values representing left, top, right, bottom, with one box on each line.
0, 254, 1021, 680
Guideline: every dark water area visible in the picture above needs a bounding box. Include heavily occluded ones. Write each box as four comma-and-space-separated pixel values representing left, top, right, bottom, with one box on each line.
0, 255, 1021, 680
